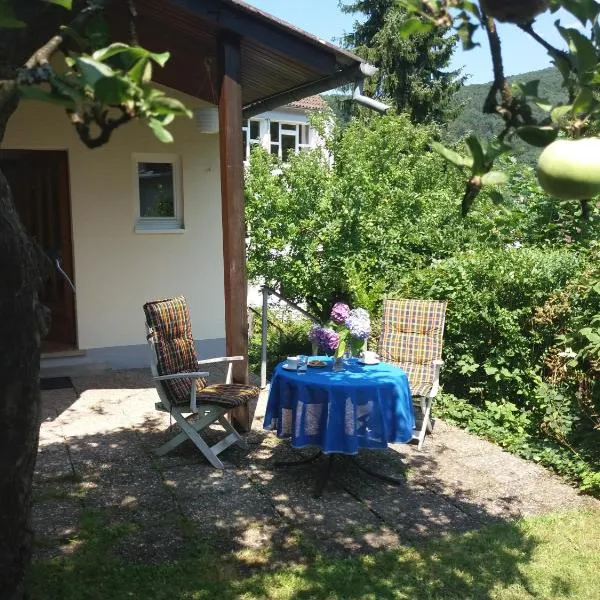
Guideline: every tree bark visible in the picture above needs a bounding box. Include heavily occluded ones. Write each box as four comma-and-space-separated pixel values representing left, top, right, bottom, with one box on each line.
0, 87, 50, 600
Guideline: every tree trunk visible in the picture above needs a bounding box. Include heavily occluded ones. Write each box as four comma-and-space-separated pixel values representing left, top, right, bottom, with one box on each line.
0, 90, 49, 600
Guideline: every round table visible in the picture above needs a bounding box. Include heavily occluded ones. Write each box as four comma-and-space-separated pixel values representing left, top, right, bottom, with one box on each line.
263, 357, 414, 455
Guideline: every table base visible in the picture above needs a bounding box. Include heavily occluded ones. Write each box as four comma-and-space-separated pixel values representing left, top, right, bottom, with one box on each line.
275, 450, 406, 498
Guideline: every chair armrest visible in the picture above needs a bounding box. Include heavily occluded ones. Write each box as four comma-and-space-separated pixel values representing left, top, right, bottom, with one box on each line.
154, 372, 209, 381
197, 356, 244, 365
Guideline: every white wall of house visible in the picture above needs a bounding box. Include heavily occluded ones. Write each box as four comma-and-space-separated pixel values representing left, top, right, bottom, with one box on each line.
4, 88, 226, 367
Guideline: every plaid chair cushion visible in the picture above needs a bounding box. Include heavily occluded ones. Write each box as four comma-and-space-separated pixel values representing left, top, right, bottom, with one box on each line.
379, 299, 447, 397
198, 383, 259, 408
143, 297, 207, 406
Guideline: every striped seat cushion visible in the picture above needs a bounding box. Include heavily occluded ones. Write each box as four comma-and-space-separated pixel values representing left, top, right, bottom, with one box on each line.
379, 299, 447, 397
143, 296, 207, 406
198, 383, 259, 408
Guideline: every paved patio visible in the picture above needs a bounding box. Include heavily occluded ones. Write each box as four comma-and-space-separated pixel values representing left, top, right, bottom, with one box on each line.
34, 367, 599, 564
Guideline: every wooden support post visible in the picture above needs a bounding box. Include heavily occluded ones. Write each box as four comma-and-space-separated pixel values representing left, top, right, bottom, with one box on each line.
218, 30, 250, 432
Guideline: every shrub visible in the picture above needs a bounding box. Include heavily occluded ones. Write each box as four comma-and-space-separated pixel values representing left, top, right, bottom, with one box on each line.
393, 246, 584, 404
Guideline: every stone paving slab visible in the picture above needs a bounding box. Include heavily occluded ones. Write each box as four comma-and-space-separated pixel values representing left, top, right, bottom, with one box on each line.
31, 369, 600, 565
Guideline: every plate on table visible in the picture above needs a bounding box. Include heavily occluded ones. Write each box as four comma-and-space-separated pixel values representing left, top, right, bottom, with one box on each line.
308, 359, 327, 368
281, 363, 298, 371
358, 359, 380, 365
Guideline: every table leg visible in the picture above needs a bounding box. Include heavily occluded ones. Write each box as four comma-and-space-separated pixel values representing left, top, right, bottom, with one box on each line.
349, 456, 406, 486
274, 450, 323, 467
313, 454, 335, 498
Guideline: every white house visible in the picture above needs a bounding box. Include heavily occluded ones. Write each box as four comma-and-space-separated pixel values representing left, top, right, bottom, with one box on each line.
1, 0, 375, 381
242, 95, 329, 163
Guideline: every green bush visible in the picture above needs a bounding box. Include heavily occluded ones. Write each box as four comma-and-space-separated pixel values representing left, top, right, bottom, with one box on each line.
248, 308, 313, 378
393, 246, 584, 404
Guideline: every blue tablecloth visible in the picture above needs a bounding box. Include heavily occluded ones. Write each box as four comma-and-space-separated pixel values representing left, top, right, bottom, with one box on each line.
263, 357, 414, 454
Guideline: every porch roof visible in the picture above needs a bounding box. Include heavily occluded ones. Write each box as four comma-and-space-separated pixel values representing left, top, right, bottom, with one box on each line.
112, 0, 374, 117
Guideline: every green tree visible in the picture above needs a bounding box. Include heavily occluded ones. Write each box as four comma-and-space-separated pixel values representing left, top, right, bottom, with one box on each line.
342, 0, 465, 123
0, 3, 189, 598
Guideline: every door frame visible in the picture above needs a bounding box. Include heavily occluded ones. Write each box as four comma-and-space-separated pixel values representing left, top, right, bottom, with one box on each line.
0, 149, 78, 351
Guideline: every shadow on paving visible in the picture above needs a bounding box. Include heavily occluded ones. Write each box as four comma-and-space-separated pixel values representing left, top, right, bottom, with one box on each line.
30, 376, 595, 599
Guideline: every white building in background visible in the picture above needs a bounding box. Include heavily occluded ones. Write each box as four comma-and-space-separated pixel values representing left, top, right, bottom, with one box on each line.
242, 95, 329, 163
245, 95, 329, 308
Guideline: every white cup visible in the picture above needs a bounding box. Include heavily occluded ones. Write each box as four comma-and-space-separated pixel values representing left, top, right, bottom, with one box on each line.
362, 350, 379, 364
286, 355, 299, 370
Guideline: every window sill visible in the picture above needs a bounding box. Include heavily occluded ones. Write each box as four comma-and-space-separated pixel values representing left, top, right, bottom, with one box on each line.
134, 226, 185, 235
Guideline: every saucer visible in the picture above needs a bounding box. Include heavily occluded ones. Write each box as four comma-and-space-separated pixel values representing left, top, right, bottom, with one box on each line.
358, 359, 379, 365
282, 363, 298, 371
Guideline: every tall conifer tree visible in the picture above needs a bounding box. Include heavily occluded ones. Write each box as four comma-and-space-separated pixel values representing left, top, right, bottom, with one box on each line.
343, 0, 465, 123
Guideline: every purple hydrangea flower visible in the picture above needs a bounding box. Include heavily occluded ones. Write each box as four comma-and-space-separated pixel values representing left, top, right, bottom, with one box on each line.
308, 324, 322, 344
330, 302, 350, 325
345, 308, 371, 340
318, 327, 340, 352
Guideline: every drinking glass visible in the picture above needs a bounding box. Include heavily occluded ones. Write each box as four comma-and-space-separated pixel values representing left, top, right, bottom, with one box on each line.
297, 355, 308, 374
343, 349, 352, 366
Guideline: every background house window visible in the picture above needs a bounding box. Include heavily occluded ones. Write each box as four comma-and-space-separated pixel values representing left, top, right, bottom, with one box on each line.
242, 119, 261, 161
269, 121, 311, 160
134, 154, 183, 232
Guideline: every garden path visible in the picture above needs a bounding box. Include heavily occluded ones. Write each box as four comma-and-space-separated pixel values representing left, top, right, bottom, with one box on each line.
34, 368, 598, 564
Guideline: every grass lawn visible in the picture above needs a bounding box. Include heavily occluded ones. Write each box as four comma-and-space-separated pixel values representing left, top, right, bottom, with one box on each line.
28, 507, 600, 599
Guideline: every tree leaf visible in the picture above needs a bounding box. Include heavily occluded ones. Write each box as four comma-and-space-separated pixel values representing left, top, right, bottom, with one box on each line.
465, 135, 485, 174
94, 76, 130, 105
148, 51, 170, 67
19, 85, 75, 108
550, 104, 573, 123
572, 87, 596, 114
93, 43, 141, 62
431, 142, 472, 168
557, 24, 598, 81
513, 79, 540, 98
150, 96, 192, 117
398, 17, 432, 38
559, 0, 600, 25
456, 13, 479, 51
0, 3, 26, 28
42, 0, 72, 8
516, 125, 558, 147
74, 56, 115, 86
481, 171, 508, 186
148, 119, 174, 143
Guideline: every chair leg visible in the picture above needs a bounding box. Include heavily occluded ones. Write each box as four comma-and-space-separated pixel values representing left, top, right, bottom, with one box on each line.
155, 409, 225, 469
416, 397, 433, 451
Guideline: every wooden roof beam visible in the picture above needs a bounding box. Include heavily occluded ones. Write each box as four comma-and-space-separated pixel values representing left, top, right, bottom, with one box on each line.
242, 63, 378, 119
167, 0, 341, 74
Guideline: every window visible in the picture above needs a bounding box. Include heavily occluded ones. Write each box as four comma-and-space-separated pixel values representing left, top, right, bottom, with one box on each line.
134, 154, 183, 232
269, 121, 311, 160
242, 119, 261, 162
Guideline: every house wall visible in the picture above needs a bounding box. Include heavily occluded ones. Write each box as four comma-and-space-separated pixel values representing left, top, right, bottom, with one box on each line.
3, 88, 226, 368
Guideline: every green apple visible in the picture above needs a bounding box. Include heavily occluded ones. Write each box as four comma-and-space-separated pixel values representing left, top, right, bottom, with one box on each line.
537, 138, 600, 200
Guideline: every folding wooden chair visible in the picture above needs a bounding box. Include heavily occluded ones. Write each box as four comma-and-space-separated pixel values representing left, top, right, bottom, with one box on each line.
378, 299, 447, 451
143, 296, 259, 468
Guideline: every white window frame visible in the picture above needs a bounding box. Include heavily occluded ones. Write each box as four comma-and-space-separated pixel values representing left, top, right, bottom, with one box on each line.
133, 153, 184, 233
242, 118, 262, 162
269, 121, 312, 160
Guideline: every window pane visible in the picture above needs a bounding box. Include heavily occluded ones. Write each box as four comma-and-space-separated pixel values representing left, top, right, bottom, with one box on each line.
300, 125, 310, 145
242, 130, 248, 157
250, 120, 260, 140
270, 144, 279, 155
282, 123, 296, 132
138, 162, 175, 218
270, 121, 280, 142
281, 135, 296, 161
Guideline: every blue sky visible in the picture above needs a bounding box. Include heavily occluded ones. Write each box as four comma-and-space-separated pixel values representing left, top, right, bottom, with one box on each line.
246, 0, 572, 84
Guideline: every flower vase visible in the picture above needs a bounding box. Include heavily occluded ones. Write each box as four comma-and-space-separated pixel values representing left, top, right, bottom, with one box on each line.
332, 353, 345, 372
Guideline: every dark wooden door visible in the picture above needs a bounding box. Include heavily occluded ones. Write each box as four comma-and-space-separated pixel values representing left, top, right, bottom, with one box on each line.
0, 150, 76, 352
